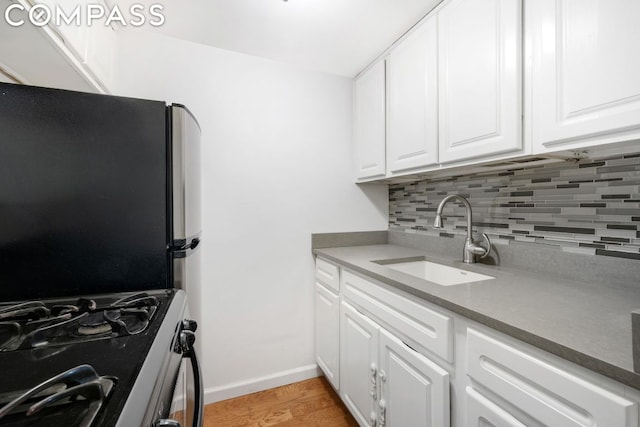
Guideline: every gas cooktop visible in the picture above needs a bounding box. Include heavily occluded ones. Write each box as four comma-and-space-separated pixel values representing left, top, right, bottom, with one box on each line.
0, 289, 176, 427
0, 292, 161, 351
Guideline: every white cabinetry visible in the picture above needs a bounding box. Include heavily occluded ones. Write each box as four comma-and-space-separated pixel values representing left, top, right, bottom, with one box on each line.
84, 21, 116, 91
341, 269, 453, 364
340, 301, 380, 426
340, 301, 450, 427
438, 0, 522, 163
467, 327, 638, 427
0, 12, 98, 92
353, 0, 525, 181
378, 328, 449, 427
34, 0, 87, 60
387, 15, 438, 174
466, 386, 526, 426
0, 68, 18, 83
318, 258, 640, 427
315, 258, 340, 390
315, 284, 340, 390
530, 0, 640, 153
0, 0, 115, 93
340, 269, 451, 427
354, 61, 386, 181
38, 0, 116, 91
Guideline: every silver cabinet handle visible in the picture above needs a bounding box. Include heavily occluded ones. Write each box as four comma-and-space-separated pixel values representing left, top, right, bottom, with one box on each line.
369, 363, 377, 400
369, 410, 377, 427
155, 420, 181, 427
378, 399, 387, 426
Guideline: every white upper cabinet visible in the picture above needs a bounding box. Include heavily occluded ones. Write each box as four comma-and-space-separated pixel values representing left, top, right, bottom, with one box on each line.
84, 21, 116, 91
34, 0, 88, 60
438, 0, 522, 163
19, 0, 115, 93
387, 15, 438, 174
354, 60, 386, 181
530, 0, 640, 152
0, 68, 18, 84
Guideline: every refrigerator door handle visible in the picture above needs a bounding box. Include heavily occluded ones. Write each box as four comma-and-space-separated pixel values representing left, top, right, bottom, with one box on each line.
189, 238, 200, 250
170, 238, 200, 253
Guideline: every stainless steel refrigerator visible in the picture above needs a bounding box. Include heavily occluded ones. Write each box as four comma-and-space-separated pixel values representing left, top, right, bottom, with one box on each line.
0, 82, 201, 306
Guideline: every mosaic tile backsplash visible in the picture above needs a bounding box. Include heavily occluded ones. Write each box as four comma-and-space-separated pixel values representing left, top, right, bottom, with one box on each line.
389, 153, 640, 260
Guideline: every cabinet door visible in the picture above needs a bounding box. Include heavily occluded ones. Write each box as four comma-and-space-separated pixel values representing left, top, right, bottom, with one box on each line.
387, 16, 438, 174
466, 386, 526, 427
354, 61, 386, 180
315, 283, 340, 390
0, 68, 18, 84
531, 0, 640, 152
378, 328, 449, 427
438, 0, 522, 163
341, 301, 379, 427
33, 0, 88, 61
85, 22, 116, 92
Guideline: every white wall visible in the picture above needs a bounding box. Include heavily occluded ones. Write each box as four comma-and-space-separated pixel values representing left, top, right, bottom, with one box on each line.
111, 30, 388, 402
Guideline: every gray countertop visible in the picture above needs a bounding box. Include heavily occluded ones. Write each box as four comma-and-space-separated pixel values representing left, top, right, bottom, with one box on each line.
313, 244, 640, 390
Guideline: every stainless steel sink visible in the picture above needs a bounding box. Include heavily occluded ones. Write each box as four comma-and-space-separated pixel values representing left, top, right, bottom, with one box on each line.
375, 258, 495, 286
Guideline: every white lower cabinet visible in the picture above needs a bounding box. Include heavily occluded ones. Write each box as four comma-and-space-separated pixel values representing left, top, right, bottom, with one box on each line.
378, 327, 449, 427
315, 282, 340, 390
341, 301, 380, 426
340, 300, 450, 427
315, 257, 341, 390
467, 328, 639, 427
318, 261, 640, 427
465, 386, 526, 427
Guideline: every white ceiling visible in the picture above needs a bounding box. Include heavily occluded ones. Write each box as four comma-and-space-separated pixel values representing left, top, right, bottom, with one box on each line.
113, 0, 442, 77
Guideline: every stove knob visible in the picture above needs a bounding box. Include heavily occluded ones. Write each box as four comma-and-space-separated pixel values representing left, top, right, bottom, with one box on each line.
155, 420, 181, 427
180, 330, 196, 353
182, 319, 198, 332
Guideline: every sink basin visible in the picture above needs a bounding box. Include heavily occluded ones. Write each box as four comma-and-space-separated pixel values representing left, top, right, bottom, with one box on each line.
378, 259, 494, 286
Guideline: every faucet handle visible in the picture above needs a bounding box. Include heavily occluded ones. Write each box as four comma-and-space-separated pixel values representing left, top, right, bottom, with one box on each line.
476, 233, 492, 259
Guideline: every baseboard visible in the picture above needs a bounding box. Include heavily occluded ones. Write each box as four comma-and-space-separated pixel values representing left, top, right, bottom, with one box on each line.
204, 364, 322, 404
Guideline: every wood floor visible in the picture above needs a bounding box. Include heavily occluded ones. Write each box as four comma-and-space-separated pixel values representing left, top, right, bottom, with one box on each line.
204, 377, 358, 427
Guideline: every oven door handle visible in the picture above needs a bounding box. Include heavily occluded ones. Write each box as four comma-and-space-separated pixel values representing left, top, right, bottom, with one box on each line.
180, 330, 203, 427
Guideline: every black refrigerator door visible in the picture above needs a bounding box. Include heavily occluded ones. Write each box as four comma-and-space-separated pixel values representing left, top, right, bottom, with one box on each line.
0, 83, 169, 300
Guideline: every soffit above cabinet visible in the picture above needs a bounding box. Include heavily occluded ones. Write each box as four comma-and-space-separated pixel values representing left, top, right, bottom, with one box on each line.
110, 0, 443, 77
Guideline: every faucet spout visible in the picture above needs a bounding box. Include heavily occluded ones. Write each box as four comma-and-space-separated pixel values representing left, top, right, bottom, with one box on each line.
433, 194, 491, 264
434, 195, 473, 241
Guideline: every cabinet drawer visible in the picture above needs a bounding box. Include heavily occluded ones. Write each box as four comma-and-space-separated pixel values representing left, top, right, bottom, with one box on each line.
342, 270, 453, 363
315, 257, 340, 293
466, 386, 526, 427
467, 328, 638, 427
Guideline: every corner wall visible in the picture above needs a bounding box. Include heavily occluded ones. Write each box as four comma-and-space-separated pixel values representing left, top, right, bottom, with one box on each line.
110, 30, 388, 401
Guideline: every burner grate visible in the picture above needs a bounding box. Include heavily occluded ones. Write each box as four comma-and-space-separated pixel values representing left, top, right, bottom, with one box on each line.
0, 365, 116, 427
0, 293, 160, 351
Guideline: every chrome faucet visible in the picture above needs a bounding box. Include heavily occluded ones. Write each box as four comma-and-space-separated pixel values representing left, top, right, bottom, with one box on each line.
433, 195, 491, 264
